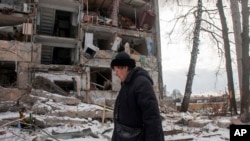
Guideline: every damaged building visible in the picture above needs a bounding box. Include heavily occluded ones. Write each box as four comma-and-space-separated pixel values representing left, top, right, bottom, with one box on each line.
0, 0, 163, 105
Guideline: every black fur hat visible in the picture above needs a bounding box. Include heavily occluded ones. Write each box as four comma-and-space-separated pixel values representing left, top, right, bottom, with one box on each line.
111, 51, 136, 69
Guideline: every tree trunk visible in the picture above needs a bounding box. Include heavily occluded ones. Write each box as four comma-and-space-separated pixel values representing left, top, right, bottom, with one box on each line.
217, 0, 238, 115
229, 0, 242, 98
240, 0, 250, 122
180, 0, 203, 112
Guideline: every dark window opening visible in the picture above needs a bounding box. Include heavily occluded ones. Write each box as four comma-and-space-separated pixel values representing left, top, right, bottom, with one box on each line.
54, 80, 74, 92
90, 68, 112, 90
0, 61, 17, 87
52, 47, 72, 65
41, 46, 72, 65
121, 35, 149, 55
119, 2, 155, 30
54, 10, 76, 38
85, 32, 114, 51
96, 39, 110, 50
0, 25, 23, 41
98, 8, 110, 18
41, 46, 53, 64
83, 1, 112, 24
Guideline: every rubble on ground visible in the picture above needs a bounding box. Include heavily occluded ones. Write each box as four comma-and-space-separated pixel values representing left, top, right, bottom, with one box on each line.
0, 87, 240, 140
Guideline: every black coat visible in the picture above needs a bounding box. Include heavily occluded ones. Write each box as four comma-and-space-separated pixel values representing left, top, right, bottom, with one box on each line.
112, 67, 164, 141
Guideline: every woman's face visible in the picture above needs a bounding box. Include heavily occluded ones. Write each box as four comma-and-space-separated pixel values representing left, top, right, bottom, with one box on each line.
113, 66, 129, 82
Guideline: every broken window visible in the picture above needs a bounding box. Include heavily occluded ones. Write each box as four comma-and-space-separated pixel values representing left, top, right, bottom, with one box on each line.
54, 80, 74, 93
52, 47, 72, 65
83, 0, 113, 25
82, 31, 154, 56
41, 46, 72, 65
0, 61, 17, 87
54, 10, 76, 38
37, 8, 76, 38
82, 0, 155, 30
0, 25, 23, 41
90, 68, 111, 90
121, 35, 152, 56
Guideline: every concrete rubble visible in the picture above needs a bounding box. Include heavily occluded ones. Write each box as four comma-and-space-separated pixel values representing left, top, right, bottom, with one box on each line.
0, 86, 237, 141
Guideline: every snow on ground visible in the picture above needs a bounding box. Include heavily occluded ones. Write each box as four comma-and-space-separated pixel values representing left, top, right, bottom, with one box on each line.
0, 90, 237, 141
0, 110, 232, 141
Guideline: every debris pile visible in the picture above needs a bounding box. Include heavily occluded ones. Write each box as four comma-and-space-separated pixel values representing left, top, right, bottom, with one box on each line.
0, 87, 237, 141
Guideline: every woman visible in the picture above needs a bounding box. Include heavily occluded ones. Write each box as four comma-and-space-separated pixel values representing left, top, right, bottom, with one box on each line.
110, 51, 164, 141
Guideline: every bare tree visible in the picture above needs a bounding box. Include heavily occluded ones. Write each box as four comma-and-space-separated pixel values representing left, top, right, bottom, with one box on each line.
217, 0, 237, 115
239, 0, 250, 122
229, 0, 242, 97
164, 0, 238, 112
180, 0, 203, 112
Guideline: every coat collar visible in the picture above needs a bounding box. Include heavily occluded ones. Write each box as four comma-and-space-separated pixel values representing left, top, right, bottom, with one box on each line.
122, 67, 153, 85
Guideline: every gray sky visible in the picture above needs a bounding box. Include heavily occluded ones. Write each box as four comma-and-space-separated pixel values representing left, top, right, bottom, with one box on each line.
158, 0, 239, 95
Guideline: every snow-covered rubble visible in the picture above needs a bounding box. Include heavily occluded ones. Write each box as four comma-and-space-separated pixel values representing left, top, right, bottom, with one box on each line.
0, 89, 238, 141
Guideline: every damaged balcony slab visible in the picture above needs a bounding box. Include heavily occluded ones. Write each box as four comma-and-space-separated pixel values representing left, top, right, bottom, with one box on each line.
81, 58, 111, 68
81, 50, 158, 69
95, 50, 114, 59
87, 0, 147, 9
0, 13, 29, 27
34, 35, 78, 48
81, 23, 153, 38
38, 0, 80, 12
30, 64, 82, 72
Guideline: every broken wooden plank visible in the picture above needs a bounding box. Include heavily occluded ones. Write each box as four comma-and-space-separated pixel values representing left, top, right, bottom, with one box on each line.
32, 128, 98, 141
163, 129, 183, 136
102, 103, 106, 126
202, 133, 221, 137
165, 138, 194, 141
165, 135, 195, 141
52, 128, 98, 138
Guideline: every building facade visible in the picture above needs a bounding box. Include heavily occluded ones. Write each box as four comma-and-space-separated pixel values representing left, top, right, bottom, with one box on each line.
0, 0, 163, 104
